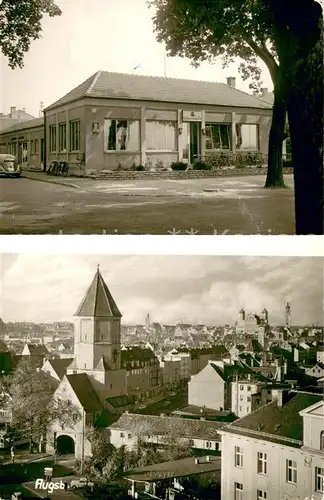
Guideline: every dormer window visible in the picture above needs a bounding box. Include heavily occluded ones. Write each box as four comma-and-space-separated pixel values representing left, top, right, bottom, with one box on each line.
320, 431, 324, 450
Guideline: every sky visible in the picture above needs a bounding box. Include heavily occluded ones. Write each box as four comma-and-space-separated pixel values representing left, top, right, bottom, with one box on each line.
0, 0, 273, 117
0, 254, 322, 325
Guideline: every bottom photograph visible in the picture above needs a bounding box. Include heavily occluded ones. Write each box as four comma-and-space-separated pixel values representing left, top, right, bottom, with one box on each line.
0, 254, 323, 500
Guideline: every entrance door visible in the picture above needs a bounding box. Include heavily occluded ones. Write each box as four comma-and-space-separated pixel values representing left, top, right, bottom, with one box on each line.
40, 138, 45, 166
189, 122, 201, 164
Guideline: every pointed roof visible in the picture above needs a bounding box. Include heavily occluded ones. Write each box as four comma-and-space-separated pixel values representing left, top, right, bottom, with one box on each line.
75, 267, 122, 318
44, 70, 272, 112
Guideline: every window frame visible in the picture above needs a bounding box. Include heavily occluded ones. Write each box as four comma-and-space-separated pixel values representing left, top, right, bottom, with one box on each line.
104, 119, 140, 152
315, 466, 324, 493
59, 122, 67, 152
257, 490, 267, 500
235, 123, 259, 151
257, 451, 267, 475
235, 446, 243, 468
69, 120, 80, 152
286, 459, 297, 484
49, 124, 57, 153
234, 482, 243, 500
205, 123, 231, 151
146, 119, 177, 152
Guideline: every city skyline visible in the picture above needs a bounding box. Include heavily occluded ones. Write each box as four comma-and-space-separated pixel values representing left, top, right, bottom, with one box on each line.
1, 0, 273, 117
1, 254, 322, 325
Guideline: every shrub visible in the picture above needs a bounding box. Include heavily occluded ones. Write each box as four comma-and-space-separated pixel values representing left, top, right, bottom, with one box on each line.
192, 161, 211, 170
170, 161, 187, 171
204, 153, 233, 169
135, 165, 146, 171
155, 159, 164, 170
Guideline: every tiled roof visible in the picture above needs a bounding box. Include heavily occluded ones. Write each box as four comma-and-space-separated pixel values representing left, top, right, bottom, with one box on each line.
66, 373, 103, 412
75, 267, 122, 318
124, 455, 221, 482
221, 391, 323, 446
47, 358, 74, 380
108, 413, 224, 440
25, 344, 49, 356
0, 117, 44, 134
45, 71, 272, 111
121, 347, 158, 369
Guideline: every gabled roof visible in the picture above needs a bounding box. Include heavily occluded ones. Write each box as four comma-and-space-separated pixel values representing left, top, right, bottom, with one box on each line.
75, 267, 122, 318
66, 373, 103, 412
47, 358, 74, 380
108, 413, 224, 440
221, 391, 323, 447
0, 117, 44, 134
45, 71, 272, 112
24, 344, 49, 356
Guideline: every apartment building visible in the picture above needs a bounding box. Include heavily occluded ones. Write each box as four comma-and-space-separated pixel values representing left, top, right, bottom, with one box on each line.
219, 390, 324, 500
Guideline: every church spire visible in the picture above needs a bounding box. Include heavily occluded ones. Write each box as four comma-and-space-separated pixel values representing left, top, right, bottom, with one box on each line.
75, 267, 122, 318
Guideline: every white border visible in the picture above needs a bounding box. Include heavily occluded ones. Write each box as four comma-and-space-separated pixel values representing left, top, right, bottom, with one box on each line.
0, 236, 323, 256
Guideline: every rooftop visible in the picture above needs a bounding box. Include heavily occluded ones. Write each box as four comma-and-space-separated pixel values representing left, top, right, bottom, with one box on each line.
46, 358, 74, 380
45, 71, 272, 111
221, 391, 323, 447
0, 117, 44, 134
108, 413, 224, 440
66, 373, 103, 412
124, 455, 221, 482
75, 267, 122, 318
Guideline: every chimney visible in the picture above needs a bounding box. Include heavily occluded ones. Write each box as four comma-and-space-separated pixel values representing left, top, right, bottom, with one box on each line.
277, 389, 290, 407
10, 106, 16, 116
22, 108, 26, 113
227, 77, 236, 88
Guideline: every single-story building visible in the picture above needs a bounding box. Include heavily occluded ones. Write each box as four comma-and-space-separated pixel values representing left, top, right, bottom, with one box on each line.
0, 72, 273, 174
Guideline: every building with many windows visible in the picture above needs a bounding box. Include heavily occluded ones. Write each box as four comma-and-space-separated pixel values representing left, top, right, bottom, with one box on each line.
0, 72, 272, 174
219, 390, 324, 500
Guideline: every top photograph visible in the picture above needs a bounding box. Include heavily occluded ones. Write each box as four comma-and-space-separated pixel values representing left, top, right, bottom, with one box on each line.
0, 0, 322, 235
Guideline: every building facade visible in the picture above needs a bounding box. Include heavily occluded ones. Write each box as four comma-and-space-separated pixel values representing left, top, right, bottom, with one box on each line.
219, 391, 324, 500
0, 72, 272, 174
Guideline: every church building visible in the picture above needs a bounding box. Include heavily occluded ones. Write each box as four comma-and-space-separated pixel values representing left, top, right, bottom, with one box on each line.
45, 266, 160, 459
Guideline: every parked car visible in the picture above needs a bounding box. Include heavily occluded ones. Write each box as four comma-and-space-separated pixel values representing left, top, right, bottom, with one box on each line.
70, 477, 94, 490
0, 154, 21, 177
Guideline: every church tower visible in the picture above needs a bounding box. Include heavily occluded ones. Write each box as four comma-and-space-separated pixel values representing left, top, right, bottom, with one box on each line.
285, 302, 291, 327
261, 308, 269, 324
72, 266, 122, 375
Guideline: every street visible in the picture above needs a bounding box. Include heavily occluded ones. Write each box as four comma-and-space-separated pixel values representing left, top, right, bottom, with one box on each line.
0, 174, 295, 234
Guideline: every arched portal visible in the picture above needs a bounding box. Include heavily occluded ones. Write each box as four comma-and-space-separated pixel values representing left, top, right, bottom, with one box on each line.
56, 434, 75, 455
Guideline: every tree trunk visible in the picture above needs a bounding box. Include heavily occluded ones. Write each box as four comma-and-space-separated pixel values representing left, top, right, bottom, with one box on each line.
264, 0, 323, 234
265, 84, 286, 188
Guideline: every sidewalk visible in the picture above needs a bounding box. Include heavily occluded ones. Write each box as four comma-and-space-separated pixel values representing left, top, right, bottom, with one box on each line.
22, 171, 89, 190
0, 452, 53, 465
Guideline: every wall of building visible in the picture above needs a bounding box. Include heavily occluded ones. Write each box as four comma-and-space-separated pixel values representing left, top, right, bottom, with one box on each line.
231, 382, 260, 417
188, 365, 225, 410
0, 126, 44, 169
220, 432, 324, 500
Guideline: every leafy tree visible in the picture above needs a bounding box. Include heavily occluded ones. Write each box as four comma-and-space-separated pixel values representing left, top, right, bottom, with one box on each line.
148, 0, 286, 188
0, 357, 78, 452
149, 0, 323, 233
0, 0, 62, 69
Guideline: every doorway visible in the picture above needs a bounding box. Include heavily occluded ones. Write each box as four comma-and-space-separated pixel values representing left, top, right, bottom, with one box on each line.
56, 435, 75, 455
189, 122, 201, 164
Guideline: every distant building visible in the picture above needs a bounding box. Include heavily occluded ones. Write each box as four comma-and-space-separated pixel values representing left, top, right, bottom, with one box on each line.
0, 107, 35, 133
219, 390, 324, 500
108, 413, 223, 454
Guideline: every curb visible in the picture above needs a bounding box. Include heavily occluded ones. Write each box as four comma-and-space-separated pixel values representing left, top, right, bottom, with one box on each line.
22, 173, 85, 191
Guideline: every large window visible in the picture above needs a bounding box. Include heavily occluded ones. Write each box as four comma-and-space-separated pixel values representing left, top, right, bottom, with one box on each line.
234, 482, 243, 500
286, 459, 297, 484
59, 123, 67, 152
257, 452, 267, 474
49, 125, 57, 152
105, 119, 140, 151
70, 120, 80, 152
30, 139, 38, 154
205, 123, 231, 150
320, 431, 324, 450
235, 446, 243, 467
315, 467, 324, 493
146, 120, 176, 151
236, 124, 258, 150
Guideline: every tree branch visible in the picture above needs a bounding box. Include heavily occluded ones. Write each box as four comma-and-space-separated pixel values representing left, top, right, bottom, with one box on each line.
244, 36, 279, 82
